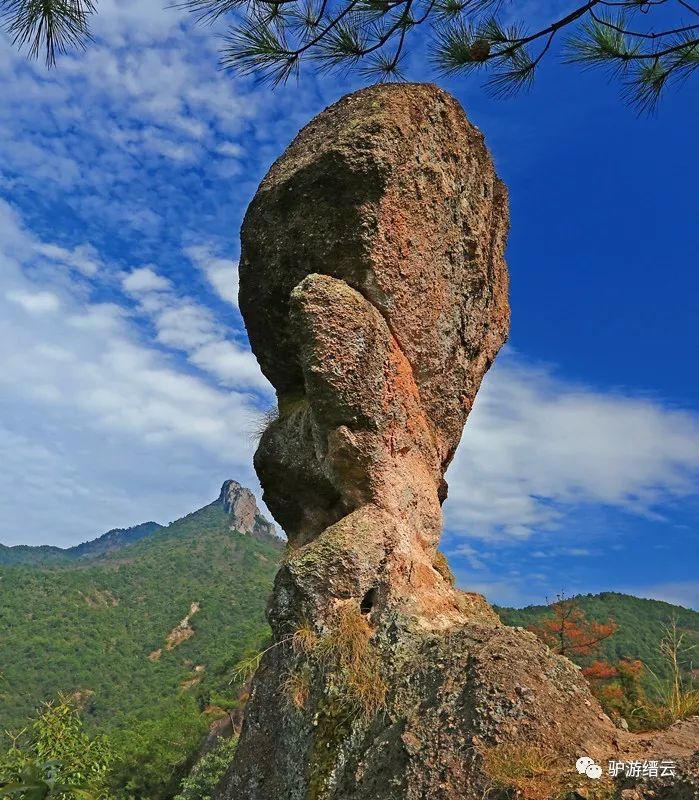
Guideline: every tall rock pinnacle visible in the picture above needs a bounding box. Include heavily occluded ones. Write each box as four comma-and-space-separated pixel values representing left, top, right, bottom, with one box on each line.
240, 82, 509, 628
218, 84, 665, 799
217, 480, 275, 540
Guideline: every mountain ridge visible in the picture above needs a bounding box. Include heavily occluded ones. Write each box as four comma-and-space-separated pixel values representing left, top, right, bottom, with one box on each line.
0, 484, 283, 737
0, 481, 277, 566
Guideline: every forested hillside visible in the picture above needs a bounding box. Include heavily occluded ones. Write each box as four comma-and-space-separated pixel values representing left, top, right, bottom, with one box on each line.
0, 521, 164, 566
498, 592, 699, 682
2, 502, 697, 798
0, 499, 282, 736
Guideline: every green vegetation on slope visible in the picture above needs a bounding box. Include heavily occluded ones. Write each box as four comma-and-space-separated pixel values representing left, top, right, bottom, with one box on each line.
497, 592, 699, 685
3, 515, 697, 798
0, 697, 115, 800
0, 502, 281, 736
0, 543, 71, 567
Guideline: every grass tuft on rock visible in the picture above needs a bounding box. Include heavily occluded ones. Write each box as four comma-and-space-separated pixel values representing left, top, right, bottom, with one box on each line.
482, 743, 617, 800
316, 604, 388, 719
282, 665, 313, 711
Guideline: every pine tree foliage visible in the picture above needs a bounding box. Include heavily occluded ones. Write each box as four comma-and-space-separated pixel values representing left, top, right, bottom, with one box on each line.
2, 0, 697, 106
0, 1, 95, 66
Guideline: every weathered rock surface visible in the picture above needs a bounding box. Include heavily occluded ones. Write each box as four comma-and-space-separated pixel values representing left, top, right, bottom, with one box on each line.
240, 82, 509, 556
219, 84, 698, 800
217, 479, 276, 540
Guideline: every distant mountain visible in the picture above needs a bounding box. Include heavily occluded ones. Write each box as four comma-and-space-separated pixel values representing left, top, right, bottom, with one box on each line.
68, 521, 163, 559
0, 542, 69, 566
0, 479, 277, 566
0, 521, 163, 566
0, 481, 282, 736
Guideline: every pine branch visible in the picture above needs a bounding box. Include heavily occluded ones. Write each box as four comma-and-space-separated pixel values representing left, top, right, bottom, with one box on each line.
220, 11, 298, 83
485, 45, 537, 96
1, 0, 96, 66
4, 0, 697, 108
312, 12, 369, 69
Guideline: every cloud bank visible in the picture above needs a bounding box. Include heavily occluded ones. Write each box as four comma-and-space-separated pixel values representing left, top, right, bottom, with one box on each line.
445, 356, 699, 541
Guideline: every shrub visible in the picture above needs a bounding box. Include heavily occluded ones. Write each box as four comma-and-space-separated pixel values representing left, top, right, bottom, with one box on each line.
0, 696, 114, 800
173, 737, 237, 800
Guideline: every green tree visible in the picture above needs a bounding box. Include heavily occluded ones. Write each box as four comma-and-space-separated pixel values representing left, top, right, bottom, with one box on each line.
0, 697, 114, 800
1, 0, 697, 108
107, 697, 207, 800
173, 738, 237, 800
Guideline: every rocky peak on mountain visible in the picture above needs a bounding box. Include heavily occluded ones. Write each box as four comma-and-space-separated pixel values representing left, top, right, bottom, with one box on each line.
1, 480, 276, 566
217, 479, 276, 540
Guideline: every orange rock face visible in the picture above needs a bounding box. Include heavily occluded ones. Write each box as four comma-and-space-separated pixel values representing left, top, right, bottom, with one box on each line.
240, 82, 509, 628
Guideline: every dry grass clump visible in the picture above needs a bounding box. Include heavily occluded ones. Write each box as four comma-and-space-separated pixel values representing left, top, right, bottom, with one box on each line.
482, 743, 617, 800
292, 621, 319, 656
248, 395, 310, 444
483, 743, 559, 798
282, 665, 313, 710
248, 405, 279, 443
432, 550, 455, 586
647, 619, 699, 725
316, 605, 388, 718
282, 605, 388, 719
316, 605, 374, 671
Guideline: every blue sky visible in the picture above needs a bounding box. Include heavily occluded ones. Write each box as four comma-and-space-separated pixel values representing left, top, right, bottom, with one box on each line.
1, 0, 697, 609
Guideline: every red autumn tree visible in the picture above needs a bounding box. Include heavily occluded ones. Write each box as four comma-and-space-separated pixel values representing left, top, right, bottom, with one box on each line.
583, 659, 619, 681
528, 594, 618, 658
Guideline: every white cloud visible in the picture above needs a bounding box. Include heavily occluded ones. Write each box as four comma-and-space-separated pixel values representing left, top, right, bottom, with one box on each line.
122, 266, 172, 294
0, 0, 345, 269
217, 142, 244, 158
0, 2, 270, 263
155, 303, 217, 350
6, 289, 61, 313
190, 340, 266, 390
0, 198, 264, 546
451, 543, 486, 571
121, 264, 268, 391
35, 242, 101, 276
444, 355, 699, 541
185, 244, 239, 307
